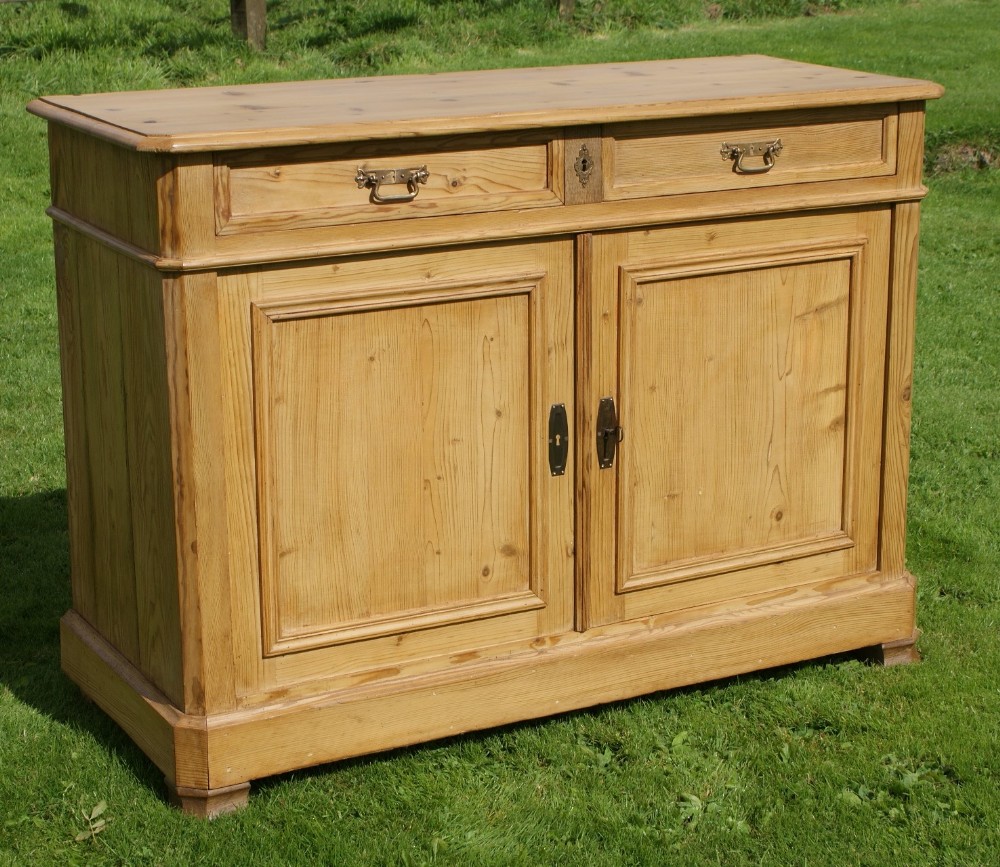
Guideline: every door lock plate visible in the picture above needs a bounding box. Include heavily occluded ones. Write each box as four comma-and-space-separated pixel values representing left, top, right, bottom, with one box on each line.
596, 397, 623, 469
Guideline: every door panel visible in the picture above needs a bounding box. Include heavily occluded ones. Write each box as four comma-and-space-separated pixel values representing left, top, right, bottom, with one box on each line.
581, 210, 890, 627
218, 240, 574, 669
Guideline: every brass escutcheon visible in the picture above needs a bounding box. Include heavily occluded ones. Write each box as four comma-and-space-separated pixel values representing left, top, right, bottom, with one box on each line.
574, 144, 596, 186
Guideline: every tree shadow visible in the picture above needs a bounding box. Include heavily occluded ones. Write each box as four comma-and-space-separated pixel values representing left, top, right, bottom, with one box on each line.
4, 4, 233, 58
0, 490, 164, 793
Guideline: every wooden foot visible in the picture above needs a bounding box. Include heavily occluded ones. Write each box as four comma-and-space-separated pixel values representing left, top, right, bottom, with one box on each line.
861, 629, 921, 667
166, 779, 251, 818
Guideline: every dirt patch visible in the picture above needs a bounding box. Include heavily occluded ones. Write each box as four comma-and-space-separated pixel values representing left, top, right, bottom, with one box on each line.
931, 143, 996, 173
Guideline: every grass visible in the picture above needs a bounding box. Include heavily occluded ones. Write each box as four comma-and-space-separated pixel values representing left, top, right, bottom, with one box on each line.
1, 0, 998, 863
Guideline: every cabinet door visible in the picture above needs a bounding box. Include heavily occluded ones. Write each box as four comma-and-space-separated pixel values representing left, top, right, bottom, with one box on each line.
580, 210, 891, 627
219, 240, 574, 671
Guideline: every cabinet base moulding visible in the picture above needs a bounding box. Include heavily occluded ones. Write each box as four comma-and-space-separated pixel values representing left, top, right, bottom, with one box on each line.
62, 574, 915, 812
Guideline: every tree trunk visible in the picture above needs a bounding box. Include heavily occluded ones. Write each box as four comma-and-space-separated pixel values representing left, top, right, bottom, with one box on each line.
231, 0, 267, 50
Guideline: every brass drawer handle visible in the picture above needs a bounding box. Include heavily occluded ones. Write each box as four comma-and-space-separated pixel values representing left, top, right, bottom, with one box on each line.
355, 166, 430, 204
720, 138, 783, 175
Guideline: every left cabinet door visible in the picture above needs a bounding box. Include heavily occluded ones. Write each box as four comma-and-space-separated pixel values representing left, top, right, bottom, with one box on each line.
218, 240, 575, 672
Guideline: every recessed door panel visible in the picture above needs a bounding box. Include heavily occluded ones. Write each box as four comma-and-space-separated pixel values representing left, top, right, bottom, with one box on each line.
620, 256, 852, 587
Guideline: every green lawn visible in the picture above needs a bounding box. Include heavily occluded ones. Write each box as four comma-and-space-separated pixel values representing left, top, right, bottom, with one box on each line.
1, 1, 998, 864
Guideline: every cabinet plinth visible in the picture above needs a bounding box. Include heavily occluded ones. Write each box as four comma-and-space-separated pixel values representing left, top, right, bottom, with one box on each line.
30, 55, 942, 815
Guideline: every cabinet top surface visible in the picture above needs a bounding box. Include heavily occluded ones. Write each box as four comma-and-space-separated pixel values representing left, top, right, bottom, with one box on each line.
28, 55, 942, 153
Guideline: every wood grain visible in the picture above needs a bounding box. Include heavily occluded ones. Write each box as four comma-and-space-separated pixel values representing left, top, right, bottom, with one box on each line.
216, 269, 266, 701
582, 209, 891, 627
27, 56, 942, 152
53, 225, 97, 625
203, 572, 916, 788
217, 131, 558, 234
618, 253, 853, 581
217, 240, 574, 683
255, 292, 536, 652
73, 234, 140, 661
47, 123, 163, 253
162, 270, 239, 715
54, 227, 183, 702
606, 105, 896, 200
880, 201, 922, 581
118, 256, 184, 706
61, 612, 178, 778
59, 570, 916, 794
47, 174, 929, 273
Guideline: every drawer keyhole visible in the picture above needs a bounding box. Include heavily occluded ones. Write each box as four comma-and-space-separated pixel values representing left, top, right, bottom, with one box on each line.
574, 144, 596, 186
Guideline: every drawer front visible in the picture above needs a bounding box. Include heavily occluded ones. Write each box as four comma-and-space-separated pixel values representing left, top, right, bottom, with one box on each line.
215, 131, 561, 235
605, 105, 897, 200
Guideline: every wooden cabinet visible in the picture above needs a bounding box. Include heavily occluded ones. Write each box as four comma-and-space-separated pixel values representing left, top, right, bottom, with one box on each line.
30, 56, 942, 816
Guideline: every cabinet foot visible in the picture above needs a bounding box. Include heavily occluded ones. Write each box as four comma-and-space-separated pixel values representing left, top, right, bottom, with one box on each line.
862, 629, 921, 667
166, 779, 251, 818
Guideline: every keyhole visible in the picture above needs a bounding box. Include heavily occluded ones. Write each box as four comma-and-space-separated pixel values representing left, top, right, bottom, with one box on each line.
554, 433, 562, 447
579, 157, 591, 172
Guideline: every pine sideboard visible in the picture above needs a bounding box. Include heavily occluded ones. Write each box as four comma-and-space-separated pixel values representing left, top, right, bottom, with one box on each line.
29, 56, 943, 816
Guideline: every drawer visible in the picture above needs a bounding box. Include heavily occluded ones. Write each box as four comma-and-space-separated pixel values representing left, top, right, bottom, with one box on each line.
605, 105, 898, 200
214, 131, 561, 234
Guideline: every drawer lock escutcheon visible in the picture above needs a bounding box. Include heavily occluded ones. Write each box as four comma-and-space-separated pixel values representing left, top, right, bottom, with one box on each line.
720, 138, 783, 175
574, 144, 596, 186
355, 165, 430, 204
596, 397, 623, 470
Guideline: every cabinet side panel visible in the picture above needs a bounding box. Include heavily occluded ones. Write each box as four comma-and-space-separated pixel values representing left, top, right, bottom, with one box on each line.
56, 228, 183, 703
63, 230, 141, 662
54, 225, 97, 624
48, 124, 163, 254
120, 261, 184, 706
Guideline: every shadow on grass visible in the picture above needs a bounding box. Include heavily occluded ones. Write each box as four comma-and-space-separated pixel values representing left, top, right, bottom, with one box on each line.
0, 489, 164, 794
0, 489, 892, 804
3, 4, 234, 59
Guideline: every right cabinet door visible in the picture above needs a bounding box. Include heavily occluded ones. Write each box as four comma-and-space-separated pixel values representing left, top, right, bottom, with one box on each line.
581, 208, 892, 628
